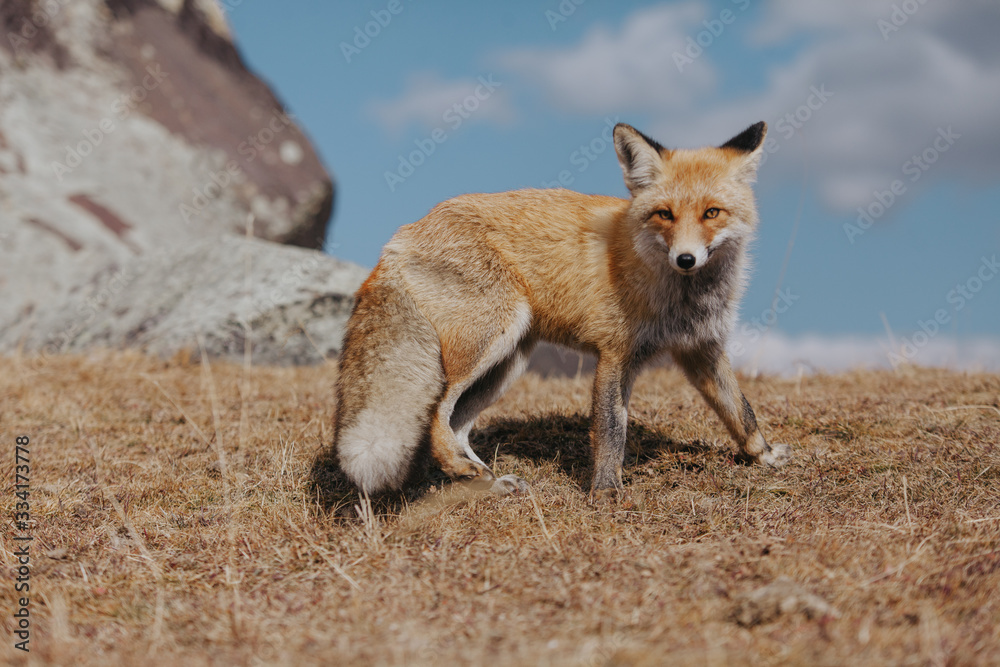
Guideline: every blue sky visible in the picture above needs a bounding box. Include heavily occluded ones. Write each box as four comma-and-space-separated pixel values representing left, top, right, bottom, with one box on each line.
228, 0, 1000, 370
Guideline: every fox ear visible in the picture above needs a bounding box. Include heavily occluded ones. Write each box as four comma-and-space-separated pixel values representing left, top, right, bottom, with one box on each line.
720, 121, 767, 153
720, 121, 767, 182
614, 123, 666, 192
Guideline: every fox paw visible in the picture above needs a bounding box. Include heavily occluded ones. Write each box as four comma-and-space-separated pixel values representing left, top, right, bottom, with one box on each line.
491, 474, 529, 496
589, 486, 622, 505
758, 443, 792, 468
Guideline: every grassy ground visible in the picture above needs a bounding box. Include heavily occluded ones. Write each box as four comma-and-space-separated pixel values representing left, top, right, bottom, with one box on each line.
1, 350, 999, 666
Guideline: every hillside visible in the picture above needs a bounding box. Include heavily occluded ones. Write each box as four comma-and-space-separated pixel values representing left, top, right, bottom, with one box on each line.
1, 351, 998, 665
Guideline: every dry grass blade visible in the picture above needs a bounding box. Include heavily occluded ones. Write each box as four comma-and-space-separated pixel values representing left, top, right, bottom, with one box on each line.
284, 516, 363, 592
86, 439, 165, 652
527, 485, 561, 555
903, 474, 912, 531
197, 335, 242, 639
298, 320, 330, 364
866, 534, 936, 585
239, 213, 255, 461
744, 475, 751, 522
354, 490, 382, 545
925, 404, 1000, 419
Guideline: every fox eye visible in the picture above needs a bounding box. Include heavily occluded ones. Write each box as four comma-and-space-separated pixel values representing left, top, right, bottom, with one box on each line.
704, 207, 720, 219
655, 210, 674, 221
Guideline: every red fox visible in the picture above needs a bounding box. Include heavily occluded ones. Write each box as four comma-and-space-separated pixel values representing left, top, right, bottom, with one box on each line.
334, 122, 791, 497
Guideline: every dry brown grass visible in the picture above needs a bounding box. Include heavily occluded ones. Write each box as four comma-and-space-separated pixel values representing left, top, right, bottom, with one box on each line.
1, 351, 999, 666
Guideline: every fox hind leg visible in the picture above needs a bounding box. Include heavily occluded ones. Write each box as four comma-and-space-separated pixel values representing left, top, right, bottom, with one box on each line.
448, 338, 535, 495
430, 303, 533, 494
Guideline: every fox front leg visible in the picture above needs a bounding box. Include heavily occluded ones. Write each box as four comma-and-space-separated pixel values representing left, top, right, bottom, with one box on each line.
672, 345, 792, 467
589, 353, 636, 495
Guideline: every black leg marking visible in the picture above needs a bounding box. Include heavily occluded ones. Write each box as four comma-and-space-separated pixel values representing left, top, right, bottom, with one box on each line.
740, 393, 758, 436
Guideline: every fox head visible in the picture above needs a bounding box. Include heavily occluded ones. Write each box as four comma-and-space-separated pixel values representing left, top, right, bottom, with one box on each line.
613, 122, 766, 275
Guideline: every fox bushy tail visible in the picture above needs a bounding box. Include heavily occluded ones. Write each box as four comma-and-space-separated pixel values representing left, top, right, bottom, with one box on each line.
333, 272, 443, 494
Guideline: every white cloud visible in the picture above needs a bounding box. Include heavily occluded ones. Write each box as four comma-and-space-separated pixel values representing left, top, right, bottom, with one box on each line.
665, 1, 1000, 211
531, 331, 1000, 377
649, 30, 1000, 209
497, 2, 715, 114
729, 330, 1000, 376
495, 1, 1000, 212
367, 71, 515, 135
749, 0, 892, 45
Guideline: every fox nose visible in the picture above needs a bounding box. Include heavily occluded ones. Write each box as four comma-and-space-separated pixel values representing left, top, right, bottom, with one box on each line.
676, 254, 696, 270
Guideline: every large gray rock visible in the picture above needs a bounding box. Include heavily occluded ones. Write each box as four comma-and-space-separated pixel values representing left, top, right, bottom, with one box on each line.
2, 236, 368, 364
0, 0, 336, 352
